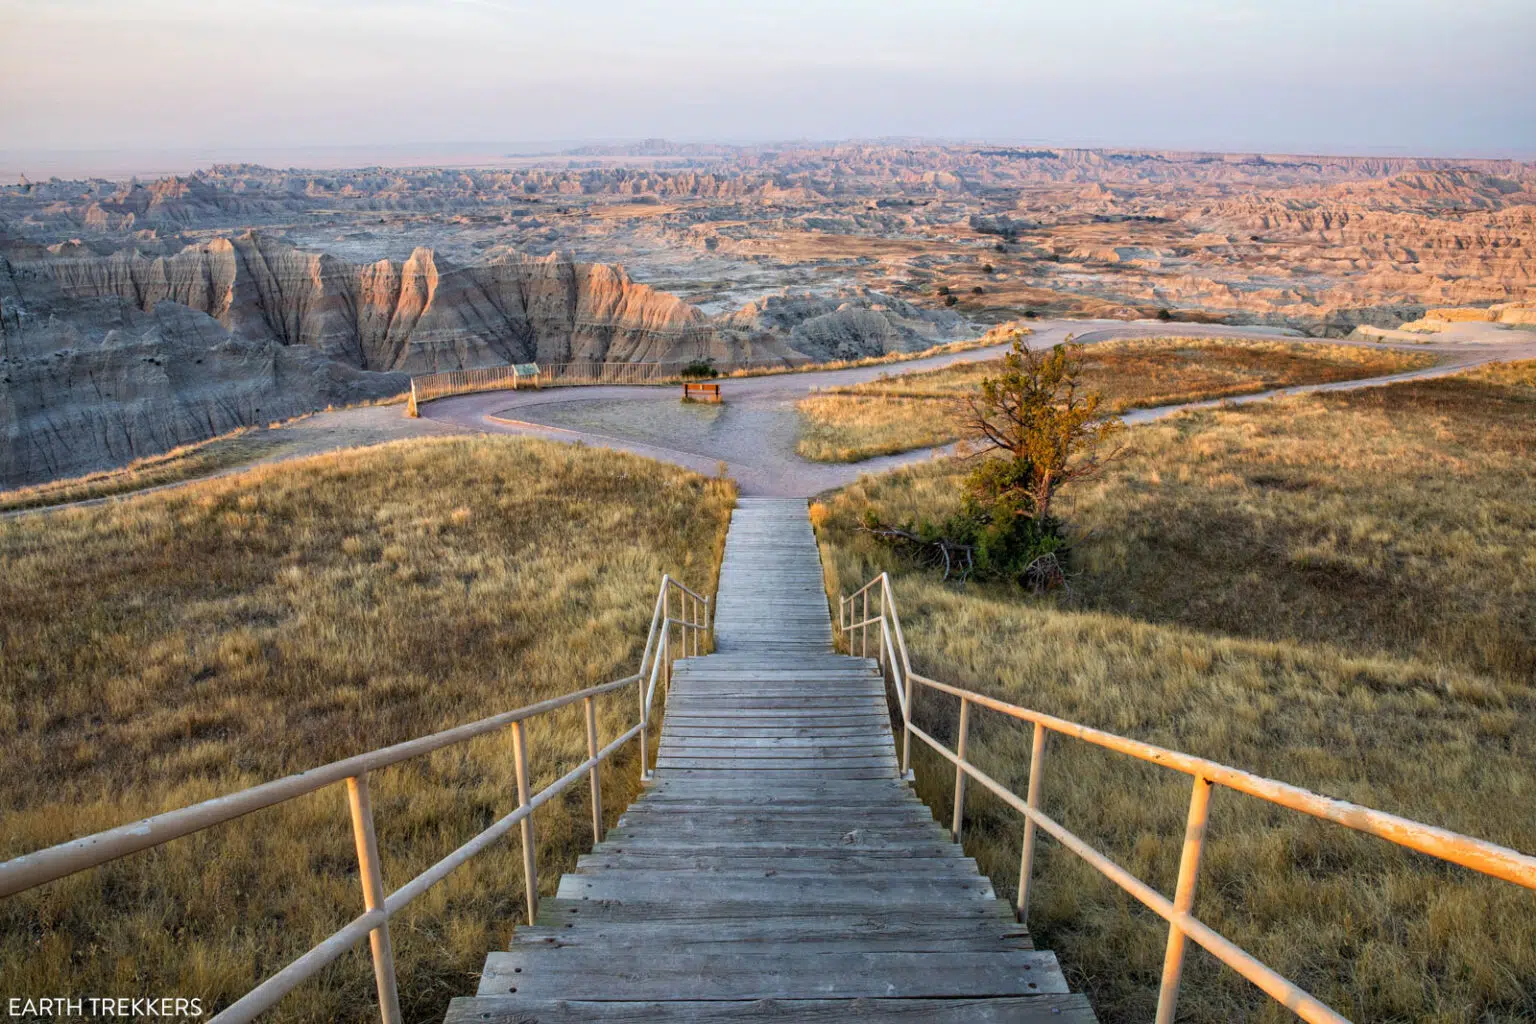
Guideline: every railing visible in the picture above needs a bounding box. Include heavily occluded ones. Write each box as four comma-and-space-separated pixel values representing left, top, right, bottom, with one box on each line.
839, 571, 1536, 1024
407, 364, 533, 413
0, 574, 712, 1024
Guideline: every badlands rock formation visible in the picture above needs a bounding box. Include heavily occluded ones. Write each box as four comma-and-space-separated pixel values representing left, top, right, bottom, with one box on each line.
0, 232, 957, 485
3, 143, 1531, 486
0, 262, 401, 487
34, 233, 718, 370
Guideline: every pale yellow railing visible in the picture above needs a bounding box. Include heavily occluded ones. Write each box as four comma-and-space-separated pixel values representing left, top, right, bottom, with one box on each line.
840, 571, 1536, 1024
0, 574, 711, 1024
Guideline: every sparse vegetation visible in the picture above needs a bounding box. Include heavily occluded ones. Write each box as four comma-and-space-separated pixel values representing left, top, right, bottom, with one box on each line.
721, 334, 1011, 379
679, 358, 719, 379
0, 436, 735, 1023
0, 429, 296, 512
813, 367, 1536, 1023
795, 337, 1437, 462
860, 341, 1123, 588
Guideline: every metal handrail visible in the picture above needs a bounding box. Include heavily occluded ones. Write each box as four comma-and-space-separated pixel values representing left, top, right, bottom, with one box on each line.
0, 573, 712, 1024
840, 571, 1536, 1024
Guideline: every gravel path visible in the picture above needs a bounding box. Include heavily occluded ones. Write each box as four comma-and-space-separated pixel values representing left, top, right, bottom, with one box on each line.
424, 319, 1534, 497
10, 318, 1529, 515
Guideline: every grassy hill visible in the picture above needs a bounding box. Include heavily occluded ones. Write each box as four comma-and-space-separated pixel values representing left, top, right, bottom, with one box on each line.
796, 338, 1437, 462
0, 436, 735, 1022
812, 364, 1536, 1023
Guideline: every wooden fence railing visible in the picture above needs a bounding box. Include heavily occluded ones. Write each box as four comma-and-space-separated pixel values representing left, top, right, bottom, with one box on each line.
840, 570, 1536, 1024
0, 574, 712, 1024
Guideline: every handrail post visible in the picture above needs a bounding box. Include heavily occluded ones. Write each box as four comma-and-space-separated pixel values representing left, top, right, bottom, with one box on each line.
638, 674, 650, 783
584, 697, 604, 844
900, 673, 914, 779
1016, 722, 1048, 922
951, 698, 971, 842
705, 594, 712, 649
877, 585, 887, 672
861, 589, 869, 658
345, 774, 403, 1024
1155, 776, 1215, 1024
510, 720, 538, 925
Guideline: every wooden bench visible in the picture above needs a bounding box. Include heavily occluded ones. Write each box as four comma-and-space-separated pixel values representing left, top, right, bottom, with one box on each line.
683, 381, 722, 403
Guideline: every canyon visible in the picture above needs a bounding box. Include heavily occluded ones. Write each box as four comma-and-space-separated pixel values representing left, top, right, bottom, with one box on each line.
2, 143, 1532, 486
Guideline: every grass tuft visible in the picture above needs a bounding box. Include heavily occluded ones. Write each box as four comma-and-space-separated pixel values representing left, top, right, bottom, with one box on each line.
813, 365, 1536, 1023
0, 435, 735, 1022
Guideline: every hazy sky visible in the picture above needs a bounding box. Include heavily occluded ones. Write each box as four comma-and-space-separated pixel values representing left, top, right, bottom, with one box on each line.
2, 0, 1533, 162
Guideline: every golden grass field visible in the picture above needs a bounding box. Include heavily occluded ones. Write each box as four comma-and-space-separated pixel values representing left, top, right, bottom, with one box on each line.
812, 363, 1536, 1023
796, 338, 1437, 462
0, 436, 734, 1022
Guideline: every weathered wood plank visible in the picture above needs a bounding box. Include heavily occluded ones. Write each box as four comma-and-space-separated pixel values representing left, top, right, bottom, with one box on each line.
446, 996, 1097, 1024
450, 499, 1094, 1024
553, 875, 997, 904
532, 897, 1018, 926
478, 949, 1069, 998
573, 854, 975, 875
508, 915, 1032, 950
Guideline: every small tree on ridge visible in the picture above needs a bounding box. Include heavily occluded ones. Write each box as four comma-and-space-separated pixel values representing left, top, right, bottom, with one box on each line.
962, 336, 1124, 522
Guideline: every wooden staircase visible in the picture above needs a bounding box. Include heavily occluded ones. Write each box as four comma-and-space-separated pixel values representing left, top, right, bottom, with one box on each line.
446, 498, 1096, 1022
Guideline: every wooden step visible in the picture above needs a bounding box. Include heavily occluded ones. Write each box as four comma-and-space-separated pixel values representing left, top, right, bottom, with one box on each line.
508, 915, 1032, 950
533, 896, 1020, 926
573, 853, 977, 875
448, 499, 1094, 1024
477, 949, 1070, 999
446, 995, 1098, 1023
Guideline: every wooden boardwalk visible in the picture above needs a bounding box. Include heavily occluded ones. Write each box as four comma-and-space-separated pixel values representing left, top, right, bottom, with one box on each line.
448, 498, 1096, 1022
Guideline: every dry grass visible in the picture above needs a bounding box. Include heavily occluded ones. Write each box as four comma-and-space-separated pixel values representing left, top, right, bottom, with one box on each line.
795, 338, 1437, 462
812, 365, 1536, 1023
0, 436, 735, 1022
0, 430, 297, 513
796, 394, 967, 463
721, 332, 1019, 380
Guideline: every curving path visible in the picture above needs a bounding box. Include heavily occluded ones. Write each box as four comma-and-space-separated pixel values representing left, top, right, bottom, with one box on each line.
9, 318, 1528, 516
421, 318, 1535, 497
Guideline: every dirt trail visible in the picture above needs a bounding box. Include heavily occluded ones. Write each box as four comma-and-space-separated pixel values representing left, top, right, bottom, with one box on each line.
8, 319, 1531, 514
426, 320, 1533, 497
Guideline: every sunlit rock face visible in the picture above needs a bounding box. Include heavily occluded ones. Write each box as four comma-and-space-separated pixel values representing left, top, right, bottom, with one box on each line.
32, 233, 710, 371
0, 232, 953, 485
